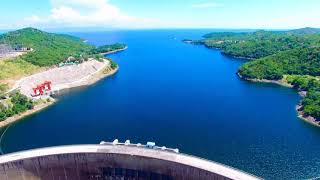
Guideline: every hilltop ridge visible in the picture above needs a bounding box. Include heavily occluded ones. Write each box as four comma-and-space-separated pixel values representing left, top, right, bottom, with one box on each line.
0, 27, 93, 66
288, 27, 320, 34
0, 27, 126, 66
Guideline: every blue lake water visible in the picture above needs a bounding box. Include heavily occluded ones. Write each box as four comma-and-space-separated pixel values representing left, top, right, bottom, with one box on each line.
1, 30, 320, 179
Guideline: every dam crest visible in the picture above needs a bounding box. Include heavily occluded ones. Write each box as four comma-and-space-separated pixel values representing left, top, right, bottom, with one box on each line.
0, 141, 259, 180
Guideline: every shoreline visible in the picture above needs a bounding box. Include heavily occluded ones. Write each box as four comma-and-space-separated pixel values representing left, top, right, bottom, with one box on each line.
0, 60, 119, 129
0, 99, 55, 129
100, 46, 128, 55
237, 73, 293, 88
220, 51, 256, 60
296, 105, 320, 127
194, 42, 320, 128
189, 41, 256, 60
237, 72, 320, 127
52, 65, 119, 96
50, 60, 119, 94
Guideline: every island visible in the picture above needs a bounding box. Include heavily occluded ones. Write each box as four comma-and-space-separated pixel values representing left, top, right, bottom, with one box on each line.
0, 28, 127, 127
188, 27, 320, 127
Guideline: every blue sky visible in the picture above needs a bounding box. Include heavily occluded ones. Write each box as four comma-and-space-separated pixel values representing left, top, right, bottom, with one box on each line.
0, 0, 319, 30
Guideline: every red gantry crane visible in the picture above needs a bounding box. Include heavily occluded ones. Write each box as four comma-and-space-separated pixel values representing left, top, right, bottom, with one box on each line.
32, 81, 52, 97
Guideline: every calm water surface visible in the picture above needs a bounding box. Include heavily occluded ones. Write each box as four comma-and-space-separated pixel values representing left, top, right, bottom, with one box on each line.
1, 30, 320, 179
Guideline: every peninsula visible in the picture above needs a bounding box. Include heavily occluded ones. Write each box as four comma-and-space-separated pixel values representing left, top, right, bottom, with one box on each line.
0, 28, 127, 127
190, 27, 320, 127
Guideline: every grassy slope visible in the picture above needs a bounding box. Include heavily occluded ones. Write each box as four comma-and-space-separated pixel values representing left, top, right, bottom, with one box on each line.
0, 58, 40, 80
0, 57, 41, 94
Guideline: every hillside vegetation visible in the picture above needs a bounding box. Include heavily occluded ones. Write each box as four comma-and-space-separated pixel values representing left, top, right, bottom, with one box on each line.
198, 27, 320, 121
202, 28, 320, 59
238, 47, 320, 80
0, 92, 34, 121
0, 57, 40, 80
0, 28, 92, 66
0, 28, 126, 90
0, 57, 41, 95
90, 43, 126, 54
0, 28, 126, 67
0, 28, 126, 121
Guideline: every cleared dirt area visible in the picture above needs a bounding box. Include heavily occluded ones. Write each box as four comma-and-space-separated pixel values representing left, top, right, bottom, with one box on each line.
13, 59, 110, 97
0, 52, 26, 61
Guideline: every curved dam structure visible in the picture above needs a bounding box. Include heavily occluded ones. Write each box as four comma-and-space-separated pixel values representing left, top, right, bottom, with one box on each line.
0, 142, 259, 180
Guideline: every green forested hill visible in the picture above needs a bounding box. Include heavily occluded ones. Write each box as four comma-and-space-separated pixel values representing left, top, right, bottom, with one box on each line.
0, 28, 87, 49
238, 47, 320, 80
0, 28, 93, 66
0, 27, 126, 66
89, 43, 127, 54
288, 27, 320, 35
202, 30, 320, 59
198, 28, 320, 120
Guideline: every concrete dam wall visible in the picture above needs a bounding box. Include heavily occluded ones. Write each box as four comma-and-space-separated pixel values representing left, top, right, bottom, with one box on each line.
0, 144, 259, 180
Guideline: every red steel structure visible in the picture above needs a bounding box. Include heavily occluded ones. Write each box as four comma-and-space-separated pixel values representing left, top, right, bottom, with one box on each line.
43, 81, 52, 91
32, 81, 52, 96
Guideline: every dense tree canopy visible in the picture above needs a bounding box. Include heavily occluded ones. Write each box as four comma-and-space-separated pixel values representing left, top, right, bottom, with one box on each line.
0, 28, 126, 66
202, 29, 320, 59
0, 92, 34, 121
89, 43, 126, 54
238, 47, 320, 80
0, 28, 93, 66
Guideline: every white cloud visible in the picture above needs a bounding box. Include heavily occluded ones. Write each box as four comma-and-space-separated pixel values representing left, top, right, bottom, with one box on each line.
22, 0, 152, 29
25, 15, 42, 23
7, 0, 318, 30
51, 0, 107, 9
191, 2, 221, 8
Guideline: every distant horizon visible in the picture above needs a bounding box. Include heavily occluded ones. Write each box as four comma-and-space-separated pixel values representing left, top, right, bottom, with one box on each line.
0, 26, 316, 33
1, 0, 320, 30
